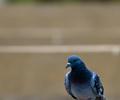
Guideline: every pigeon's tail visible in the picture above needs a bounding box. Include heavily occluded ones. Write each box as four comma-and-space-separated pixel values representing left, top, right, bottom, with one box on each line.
95, 96, 106, 100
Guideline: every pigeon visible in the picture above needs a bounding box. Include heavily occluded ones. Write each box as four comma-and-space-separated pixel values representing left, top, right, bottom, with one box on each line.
64, 55, 106, 100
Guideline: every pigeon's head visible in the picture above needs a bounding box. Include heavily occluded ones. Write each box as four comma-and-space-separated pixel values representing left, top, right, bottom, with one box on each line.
66, 55, 85, 70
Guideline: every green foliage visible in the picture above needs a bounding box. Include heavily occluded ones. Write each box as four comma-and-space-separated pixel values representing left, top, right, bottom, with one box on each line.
7, 0, 120, 3
7, 0, 33, 3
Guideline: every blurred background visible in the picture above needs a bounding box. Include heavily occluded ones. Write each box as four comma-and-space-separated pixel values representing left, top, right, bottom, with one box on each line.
0, 0, 120, 100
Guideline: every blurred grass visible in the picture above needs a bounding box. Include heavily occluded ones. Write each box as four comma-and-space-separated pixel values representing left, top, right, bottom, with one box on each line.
7, 0, 34, 3
6, 0, 120, 4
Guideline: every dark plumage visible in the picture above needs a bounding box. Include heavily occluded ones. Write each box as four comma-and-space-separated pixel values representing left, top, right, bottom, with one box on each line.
64, 55, 106, 100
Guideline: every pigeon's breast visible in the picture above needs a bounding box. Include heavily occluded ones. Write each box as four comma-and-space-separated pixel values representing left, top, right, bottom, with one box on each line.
71, 82, 96, 100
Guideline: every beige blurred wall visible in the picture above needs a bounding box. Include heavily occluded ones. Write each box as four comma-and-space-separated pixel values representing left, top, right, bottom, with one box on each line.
0, 4, 120, 100
0, 53, 119, 100
0, 4, 120, 45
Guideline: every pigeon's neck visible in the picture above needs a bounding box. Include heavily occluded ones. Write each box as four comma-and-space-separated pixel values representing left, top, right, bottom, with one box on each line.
71, 66, 92, 83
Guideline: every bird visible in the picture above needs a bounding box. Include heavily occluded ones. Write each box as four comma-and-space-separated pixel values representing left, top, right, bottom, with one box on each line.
64, 55, 106, 100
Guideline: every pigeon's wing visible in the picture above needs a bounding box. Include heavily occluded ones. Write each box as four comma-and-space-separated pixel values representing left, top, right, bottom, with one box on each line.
91, 72, 105, 99
64, 72, 77, 99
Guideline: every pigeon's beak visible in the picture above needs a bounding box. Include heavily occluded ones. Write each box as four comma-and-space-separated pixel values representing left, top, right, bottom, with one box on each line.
66, 63, 71, 68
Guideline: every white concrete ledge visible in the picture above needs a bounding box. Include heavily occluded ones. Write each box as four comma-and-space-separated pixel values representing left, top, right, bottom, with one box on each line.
0, 45, 120, 54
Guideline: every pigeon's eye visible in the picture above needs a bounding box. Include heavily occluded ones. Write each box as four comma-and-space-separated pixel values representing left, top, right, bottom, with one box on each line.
73, 59, 77, 62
